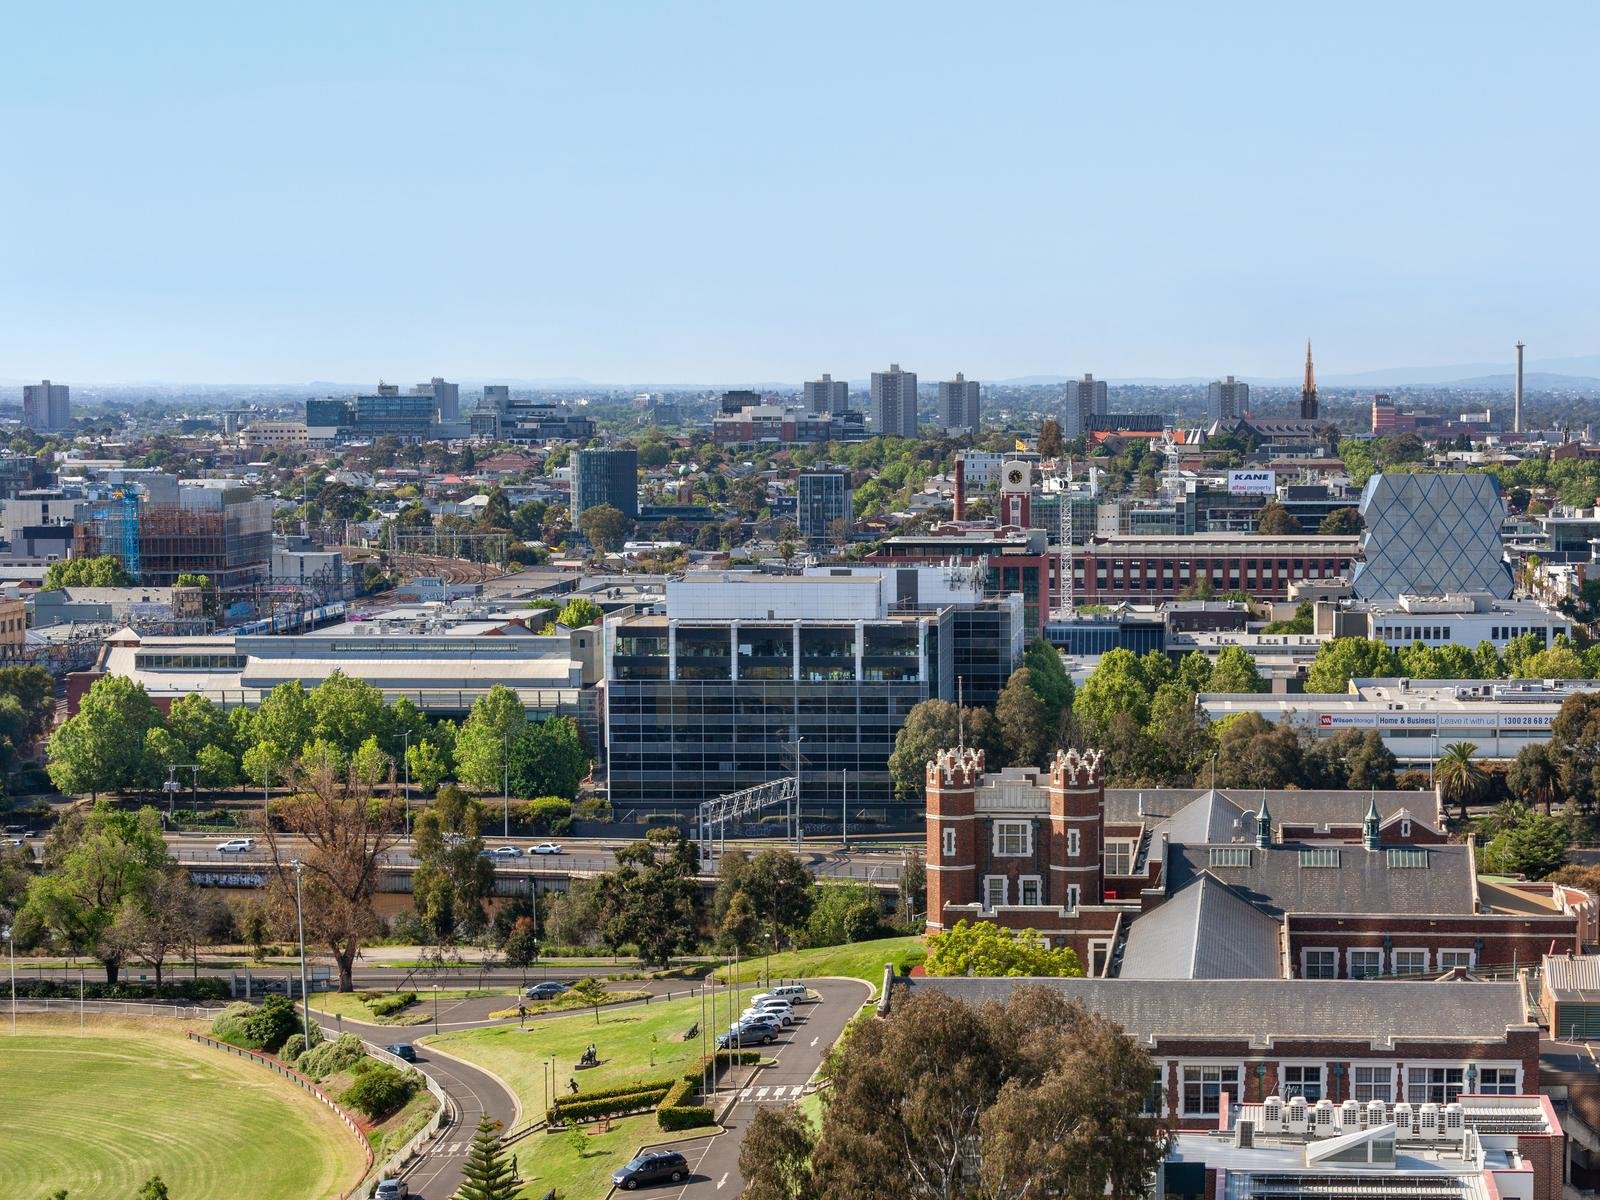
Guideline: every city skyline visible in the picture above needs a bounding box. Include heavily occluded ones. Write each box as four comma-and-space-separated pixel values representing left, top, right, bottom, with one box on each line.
4, 4, 1598, 383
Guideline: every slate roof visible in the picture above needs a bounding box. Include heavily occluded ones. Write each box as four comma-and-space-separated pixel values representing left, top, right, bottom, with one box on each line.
1150, 790, 1249, 846
1118, 874, 1283, 980
1105, 788, 1437, 834
1164, 841, 1476, 917
905, 977, 1530, 1047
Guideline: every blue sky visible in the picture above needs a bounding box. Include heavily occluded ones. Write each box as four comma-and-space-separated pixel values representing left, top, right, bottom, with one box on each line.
4, 2, 1597, 385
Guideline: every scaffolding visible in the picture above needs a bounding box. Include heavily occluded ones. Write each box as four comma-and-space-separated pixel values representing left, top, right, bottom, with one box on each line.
87, 489, 142, 581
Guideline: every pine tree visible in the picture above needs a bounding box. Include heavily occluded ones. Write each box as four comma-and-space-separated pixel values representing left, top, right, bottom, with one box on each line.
455, 1117, 516, 1200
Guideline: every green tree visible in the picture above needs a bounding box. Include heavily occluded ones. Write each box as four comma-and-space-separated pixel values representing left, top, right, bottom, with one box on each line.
718, 887, 760, 952
479, 486, 513, 531
1208, 645, 1266, 693
1508, 741, 1561, 816
1305, 637, 1402, 693
1523, 645, 1586, 679
555, 596, 603, 628
1473, 640, 1505, 679
254, 680, 315, 761
924, 918, 1083, 977
1037, 418, 1064, 459
166, 693, 233, 761
455, 685, 525, 796
1483, 812, 1571, 880
1216, 712, 1305, 788
507, 716, 590, 800
24, 802, 169, 982
1073, 648, 1152, 738
411, 786, 494, 941
577, 502, 632, 554
308, 671, 387, 756
455, 1117, 517, 1200
46, 675, 163, 797
43, 555, 134, 589
1503, 631, 1546, 679
1304, 729, 1396, 789
887, 699, 962, 799
805, 881, 885, 947
502, 915, 540, 981
136, 1176, 171, 1200
1438, 741, 1487, 822
996, 669, 1050, 768
1256, 501, 1301, 534
1318, 507, 1363, 535
1022, 638, 1074, 725
715, 848, 814, 939
739, 1107, 820, 1200
1262, 601, 1313, 634
570, 975, 608, 1024
594, 834, 703, 966
405, 738, 450, 795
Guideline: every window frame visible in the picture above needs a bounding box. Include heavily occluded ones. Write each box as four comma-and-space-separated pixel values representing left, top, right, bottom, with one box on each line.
1348, 948, 1384, 979
1067, 828, 1080, 858
942, 827, 956, 859
1105, 838, 1135, 876
1301, 947, 1338, 980
1437, 948, 1475, 972
1391, 947, 1429, 976
1281, 1064, 1324, 1101
1353, 1065, 1394, 1103
1180, 1063, 1243, 1117
982, 875, 1007, 911
992, 821, 1032, 858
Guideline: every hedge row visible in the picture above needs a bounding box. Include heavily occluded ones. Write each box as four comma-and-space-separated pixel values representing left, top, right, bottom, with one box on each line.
656, 1076, 714, 1132
553, 1086, 673, 1123
13, 977, 230, 1002
366, 991, 417, 1017
551, 1076, 679, 1110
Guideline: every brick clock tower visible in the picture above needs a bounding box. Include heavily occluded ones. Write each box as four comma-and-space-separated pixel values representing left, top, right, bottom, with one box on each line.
1047, 747, 1105, 908
925, 747, 983, 931
998, 460, 1031, 528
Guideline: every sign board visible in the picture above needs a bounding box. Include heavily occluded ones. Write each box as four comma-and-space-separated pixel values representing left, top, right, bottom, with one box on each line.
1228, 470, 1276, 495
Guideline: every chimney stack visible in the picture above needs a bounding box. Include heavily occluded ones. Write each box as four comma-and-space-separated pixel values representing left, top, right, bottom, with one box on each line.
1514, 340, 1525, 435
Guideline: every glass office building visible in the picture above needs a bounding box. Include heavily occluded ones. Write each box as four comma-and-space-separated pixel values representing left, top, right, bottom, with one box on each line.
1351, 473, 1513, 600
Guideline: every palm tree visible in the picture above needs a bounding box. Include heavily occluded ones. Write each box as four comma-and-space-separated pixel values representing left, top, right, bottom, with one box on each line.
1438, 742, 1487, 823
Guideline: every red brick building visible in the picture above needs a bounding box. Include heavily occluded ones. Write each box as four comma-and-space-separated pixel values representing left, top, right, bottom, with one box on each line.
1074, 533, 1359, 603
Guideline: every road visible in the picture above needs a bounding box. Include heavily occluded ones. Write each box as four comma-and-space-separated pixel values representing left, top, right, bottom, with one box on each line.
638, 978, 872, 1200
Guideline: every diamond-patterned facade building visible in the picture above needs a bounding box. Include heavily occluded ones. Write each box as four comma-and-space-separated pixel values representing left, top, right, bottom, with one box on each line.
1351, 472, 1512, 600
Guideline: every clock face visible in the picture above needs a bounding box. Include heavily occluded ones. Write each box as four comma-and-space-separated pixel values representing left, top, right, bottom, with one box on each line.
1007, 467, 1024, 486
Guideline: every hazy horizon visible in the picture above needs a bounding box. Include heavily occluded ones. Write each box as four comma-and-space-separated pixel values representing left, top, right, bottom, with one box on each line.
6, 3, 1598, 384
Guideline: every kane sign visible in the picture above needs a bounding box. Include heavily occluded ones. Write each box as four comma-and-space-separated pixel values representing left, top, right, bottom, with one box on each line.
1228, 470, 1275, 495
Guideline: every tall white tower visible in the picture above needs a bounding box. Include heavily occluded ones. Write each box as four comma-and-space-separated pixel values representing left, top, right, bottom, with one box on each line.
1514, 341, 1525, 435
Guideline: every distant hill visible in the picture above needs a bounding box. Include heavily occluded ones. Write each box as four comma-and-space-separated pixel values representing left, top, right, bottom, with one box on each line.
1435, 371, 1600, 391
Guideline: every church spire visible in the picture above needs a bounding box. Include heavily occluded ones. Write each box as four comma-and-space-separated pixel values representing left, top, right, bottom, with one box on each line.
1300, 340, 1319, 420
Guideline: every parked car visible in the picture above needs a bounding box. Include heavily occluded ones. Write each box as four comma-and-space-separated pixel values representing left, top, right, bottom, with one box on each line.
743, 1006, 793, 1027
532, 842, 563, 855
375, 1179, 409, 1200
486, 845, 522, 857
719, 1025, 776, 1048
612, 1150, 689, 1189
216, 838, 255, 853
525, 981, 568, 999
385, 1043, 418, 1062
767, 984, 810, 1002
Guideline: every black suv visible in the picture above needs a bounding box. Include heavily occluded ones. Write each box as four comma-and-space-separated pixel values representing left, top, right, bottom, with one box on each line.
612, 1150, 689, 1189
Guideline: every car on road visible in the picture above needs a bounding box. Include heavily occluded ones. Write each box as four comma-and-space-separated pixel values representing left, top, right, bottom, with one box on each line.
718, 1024, 777, 1048
375, 1179, 409, 1200
484, 845, 522, 857
216, 838, 255, 853
612, 1150, 689, 1189
531, 842, 563, 855
385, 1043, 418, 1062
2, 837, 21, 847
525, 981, 568, 999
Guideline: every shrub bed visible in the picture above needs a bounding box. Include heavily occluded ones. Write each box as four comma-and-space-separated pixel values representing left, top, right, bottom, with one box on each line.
552, 1086, 673, 1123
366, 991, 417, 1018
341, 1062, 419, 1121
656, 1076, 715, 1132
297, 1033, 367, 1081
13, 977, 229, 1002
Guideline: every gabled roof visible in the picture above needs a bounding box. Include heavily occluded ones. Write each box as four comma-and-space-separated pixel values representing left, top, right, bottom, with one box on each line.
1119, 874, 1282, 980
1151, 790, 1249, 846
1105, 789, 1440, 836
1166, 841, 1476, 917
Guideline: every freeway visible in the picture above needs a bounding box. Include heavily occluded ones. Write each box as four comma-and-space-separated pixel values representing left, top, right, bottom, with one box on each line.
161, 831, 911, 882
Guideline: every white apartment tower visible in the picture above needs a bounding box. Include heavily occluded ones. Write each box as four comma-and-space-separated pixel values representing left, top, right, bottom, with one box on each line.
22, 380, 70, 432
802, 373, 850, 414
871, 364, 919, 438
1064, 374, 1107, 439
938, 373, 981, 434
1207, 375, 1250, 422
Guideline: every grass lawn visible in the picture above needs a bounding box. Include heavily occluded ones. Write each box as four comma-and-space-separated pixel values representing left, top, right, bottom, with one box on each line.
0, 1017, 367, 1200
306, 988, 513, 1025
430, 993, 724, 1122
711, 936, 925, 988
514, 1113, 662, 1199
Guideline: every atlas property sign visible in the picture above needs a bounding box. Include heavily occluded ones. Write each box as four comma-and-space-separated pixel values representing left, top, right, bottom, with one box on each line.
1228, 470, 1275, 495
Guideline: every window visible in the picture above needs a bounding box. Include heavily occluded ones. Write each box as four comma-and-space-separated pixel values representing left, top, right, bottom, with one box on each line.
983, 876, 1007, 910
1181, 1065, 1241, 1116
1400, 818, 1412, 838
1299, 848, 1341, 868
1354, 1066, 1393, 1103
1283, 1065, 1323, 1100
1348, 948, 1384, 979
1392, 949, 1429, 976
942, 828, 956, 859
993, 821, 1031, 857
1066, 884, 1080, 911
1438, 949, 1475, 971
1303, 949, 1338, 979
1476, 1067, 1518, 1095
1019, 876, 1042, 906
1105, 840, 1135, 876
1407, 1066, 1464, 1105
1387, 848, 1428, 868
1142, 1079, 1164, 1117
1209, 846, 1252, 868
1067, 829, 1080, 858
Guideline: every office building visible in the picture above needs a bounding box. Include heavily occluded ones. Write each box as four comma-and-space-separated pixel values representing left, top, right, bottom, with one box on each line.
73, 481, 273, 591
1074, 533, 1359, 603
305, 390, 434, 441
871, 364, 918, 438
22, 380, 71, 432
1321, 592, 1569, 651
412, 376, 459, 422
796, 469, 852, 546
867, 525, 1053, 633
1207, 375, 1249, 422
937, 373, 981, 434
802, 374, 849, 414
571, 447, 639, 521
1351, 473, 1512, 600
482, 385, 511, 414
1301, 341, 1319, 420
1065, 374, 1107, 439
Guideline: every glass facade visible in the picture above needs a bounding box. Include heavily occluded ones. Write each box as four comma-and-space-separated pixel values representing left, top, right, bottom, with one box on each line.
1352, 473, 1513, 600
573, 448, 640, 520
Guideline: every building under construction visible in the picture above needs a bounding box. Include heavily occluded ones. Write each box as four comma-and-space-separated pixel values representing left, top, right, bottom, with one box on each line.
76, 482, 272, 590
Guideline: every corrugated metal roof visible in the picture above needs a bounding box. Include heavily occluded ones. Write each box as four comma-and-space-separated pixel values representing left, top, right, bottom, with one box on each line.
1543, 954, 1600, 1003
1119, 875, 1282, 980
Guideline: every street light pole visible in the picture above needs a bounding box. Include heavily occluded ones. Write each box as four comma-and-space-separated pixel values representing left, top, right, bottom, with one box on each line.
502, 730, 510, 839
402, 730, 412, 838
4, 924, 14, 1036
293, 860, 311, 1045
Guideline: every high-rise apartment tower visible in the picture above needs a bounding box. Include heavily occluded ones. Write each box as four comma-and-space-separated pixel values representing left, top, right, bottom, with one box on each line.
938, 373, 981, 434
871, 364, 919, 438
802, 374, 849, 414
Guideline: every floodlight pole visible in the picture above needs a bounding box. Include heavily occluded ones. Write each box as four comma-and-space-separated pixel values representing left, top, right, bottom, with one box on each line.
293, 860, 311, 1045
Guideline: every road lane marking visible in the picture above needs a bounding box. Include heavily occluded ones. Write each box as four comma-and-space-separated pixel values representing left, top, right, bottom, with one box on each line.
717, 1173, 729, 1189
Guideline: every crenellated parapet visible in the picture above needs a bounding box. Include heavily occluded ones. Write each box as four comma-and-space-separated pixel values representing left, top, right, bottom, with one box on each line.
1048, 746, 1105, 789
926, 746, 985, 788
